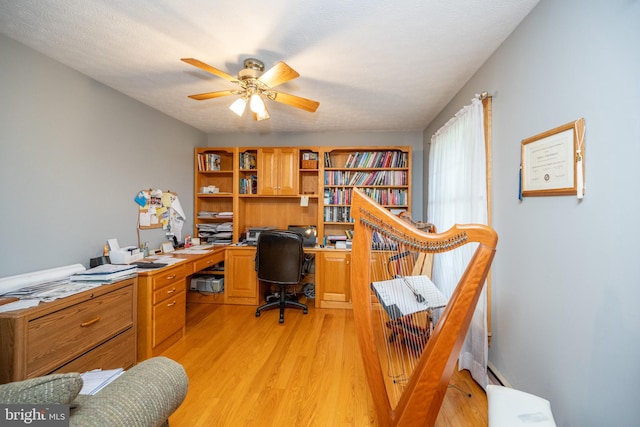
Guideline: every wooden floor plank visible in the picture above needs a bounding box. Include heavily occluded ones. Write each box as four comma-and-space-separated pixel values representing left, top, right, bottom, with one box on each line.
162, 302, 488, 426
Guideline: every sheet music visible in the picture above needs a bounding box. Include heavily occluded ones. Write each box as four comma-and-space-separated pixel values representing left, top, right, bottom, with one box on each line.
371, 275, 447, 320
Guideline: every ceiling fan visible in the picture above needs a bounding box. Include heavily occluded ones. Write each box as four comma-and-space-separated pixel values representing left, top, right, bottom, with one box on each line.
181, 58, 320, 121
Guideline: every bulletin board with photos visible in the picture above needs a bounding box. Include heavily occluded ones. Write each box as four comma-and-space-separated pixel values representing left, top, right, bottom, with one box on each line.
134, 189, 178, 229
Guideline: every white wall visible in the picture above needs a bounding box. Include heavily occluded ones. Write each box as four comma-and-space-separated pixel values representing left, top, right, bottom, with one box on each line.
423, 1, 640, 426
208, 131, 425, 219
0, 35, 207, 276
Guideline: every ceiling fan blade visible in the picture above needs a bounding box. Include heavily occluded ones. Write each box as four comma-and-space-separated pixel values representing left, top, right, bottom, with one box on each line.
259, 62, 300, 88
188, 90, 235, 101
270, 91, 319, 112
181, 58, 238, 83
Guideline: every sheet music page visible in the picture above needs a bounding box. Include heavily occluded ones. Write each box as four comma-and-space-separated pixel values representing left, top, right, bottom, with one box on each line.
371, 275, 447, 319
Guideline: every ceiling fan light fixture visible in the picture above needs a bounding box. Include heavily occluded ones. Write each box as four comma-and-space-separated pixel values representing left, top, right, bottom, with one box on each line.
250, 93, 267, 115
254, 103, 270, 121
229, 97, 247, 117
183, 57, 319, 121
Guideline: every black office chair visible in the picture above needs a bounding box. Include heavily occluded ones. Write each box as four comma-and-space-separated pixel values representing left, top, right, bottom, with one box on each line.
255, 230, 308, 323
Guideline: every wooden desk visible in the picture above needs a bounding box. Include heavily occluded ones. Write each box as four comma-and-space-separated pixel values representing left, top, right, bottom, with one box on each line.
221, 246, 353, 310
135, 246, 225, 361
136, 245, 353, 361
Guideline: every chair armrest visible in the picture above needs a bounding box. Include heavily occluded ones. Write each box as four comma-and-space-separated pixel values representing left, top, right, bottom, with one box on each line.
0, 373, 83, 404
70, 357, 188, 427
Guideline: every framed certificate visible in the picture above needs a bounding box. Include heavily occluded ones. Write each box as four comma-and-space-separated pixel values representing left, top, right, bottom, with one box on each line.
521, 118, 585, 197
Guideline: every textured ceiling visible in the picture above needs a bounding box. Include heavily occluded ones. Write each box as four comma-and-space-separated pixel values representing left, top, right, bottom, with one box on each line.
0, 0, 539, 134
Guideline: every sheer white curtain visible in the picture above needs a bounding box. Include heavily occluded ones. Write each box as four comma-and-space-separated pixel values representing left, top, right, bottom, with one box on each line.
427, 97, 489, 387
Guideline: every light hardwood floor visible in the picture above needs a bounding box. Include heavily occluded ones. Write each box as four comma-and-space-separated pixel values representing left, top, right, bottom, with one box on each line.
162, 301, 488, 426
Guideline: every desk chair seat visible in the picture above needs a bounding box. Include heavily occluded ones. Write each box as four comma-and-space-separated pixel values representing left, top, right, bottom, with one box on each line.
255, 230, 308, 323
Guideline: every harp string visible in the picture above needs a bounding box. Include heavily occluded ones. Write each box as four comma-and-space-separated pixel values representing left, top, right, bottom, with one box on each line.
363, 212, 447, 408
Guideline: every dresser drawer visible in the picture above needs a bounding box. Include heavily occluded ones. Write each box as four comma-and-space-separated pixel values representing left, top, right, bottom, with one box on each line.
152, 290, 186, 347
52, 328, 136, 375
153, 279, 184, 304
151, 264, 186, 290
26, 285, 134, 377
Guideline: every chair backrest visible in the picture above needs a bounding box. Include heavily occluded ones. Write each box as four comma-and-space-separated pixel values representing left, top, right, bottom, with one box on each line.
256, 230, 305, 284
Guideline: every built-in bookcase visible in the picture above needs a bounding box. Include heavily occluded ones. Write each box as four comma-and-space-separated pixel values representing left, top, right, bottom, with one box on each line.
194, 146, 411, 245
194, 148, 235, 245
322, 147, 411, 239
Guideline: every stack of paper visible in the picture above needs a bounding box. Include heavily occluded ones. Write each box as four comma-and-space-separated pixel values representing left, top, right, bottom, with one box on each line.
70, 264, 137, 282
79, 368, 124, 395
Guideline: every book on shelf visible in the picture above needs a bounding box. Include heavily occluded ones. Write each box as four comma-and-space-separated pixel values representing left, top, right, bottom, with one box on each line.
239, 152, 257, 170
198, 153, 221, 171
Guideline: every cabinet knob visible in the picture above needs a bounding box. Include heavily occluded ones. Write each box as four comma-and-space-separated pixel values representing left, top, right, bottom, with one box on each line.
167, 287, 176, 294
166, 274, 176, 280
167, 301, 177, 307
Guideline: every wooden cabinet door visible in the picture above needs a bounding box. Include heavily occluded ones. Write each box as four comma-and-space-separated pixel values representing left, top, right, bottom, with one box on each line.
276, 147, 299, 195
224, 248, 259, 305
257, 148, 299, 195
317, 251, 351, 308
257, 148, 278, 195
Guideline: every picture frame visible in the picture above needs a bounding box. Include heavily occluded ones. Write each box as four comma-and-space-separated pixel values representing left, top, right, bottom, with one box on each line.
521, 118, 585, 197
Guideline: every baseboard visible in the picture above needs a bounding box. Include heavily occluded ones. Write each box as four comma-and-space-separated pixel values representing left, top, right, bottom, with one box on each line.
487, 361, 512, 388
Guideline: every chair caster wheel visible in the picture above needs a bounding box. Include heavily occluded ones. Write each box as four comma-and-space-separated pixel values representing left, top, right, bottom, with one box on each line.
279, 317, 284, 324
255, 312, 261, 317
303, 309, 308, 314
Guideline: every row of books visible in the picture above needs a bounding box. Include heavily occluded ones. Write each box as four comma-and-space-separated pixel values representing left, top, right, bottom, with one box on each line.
239, 175, 258, 194
323, 188, 408, 206
343, 151, 408, 168
324, 170, 408, 186
324, 188, 352, 205
360, 188, 408, 206
239, 151, 256, 170
197, 153, 221, 171
323, 206, 354, 223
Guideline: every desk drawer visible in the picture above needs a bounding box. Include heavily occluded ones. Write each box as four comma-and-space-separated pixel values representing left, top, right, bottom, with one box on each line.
153, 290, 186, 347
192, 251, 225, 272
26, 285, 134, 377
151, 264, 186, 290
153, 279, 184, 304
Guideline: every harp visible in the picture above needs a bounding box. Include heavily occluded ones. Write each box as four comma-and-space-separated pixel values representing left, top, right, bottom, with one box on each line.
350, 188, 498, 426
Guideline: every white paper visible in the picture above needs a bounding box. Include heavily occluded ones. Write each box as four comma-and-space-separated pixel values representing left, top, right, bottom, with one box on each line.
371, 275, 448, 319
139, 211, 151, 226
0, 299, 40, 313
80, 368, 124, 395
0, 264, 85, 295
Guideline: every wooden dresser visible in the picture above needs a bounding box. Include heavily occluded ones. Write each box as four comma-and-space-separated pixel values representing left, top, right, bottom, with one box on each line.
0, 278, 137, 384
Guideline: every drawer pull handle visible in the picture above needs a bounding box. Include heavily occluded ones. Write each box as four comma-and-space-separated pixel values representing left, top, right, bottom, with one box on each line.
167, 287, 176, 294
81, 317, 100, 327
166, 274, 176, 280
167, 301, 177, 307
